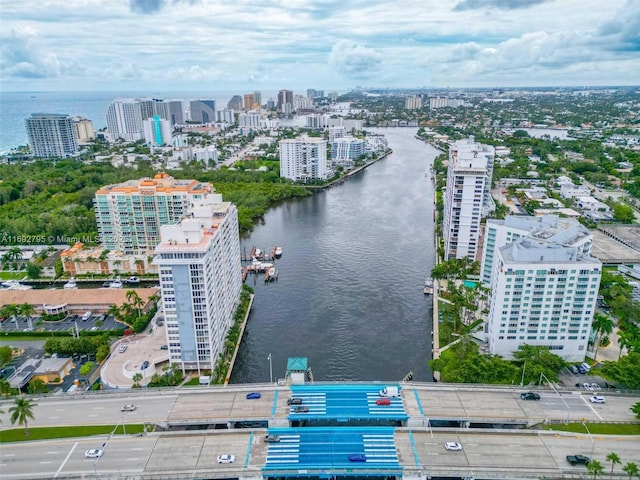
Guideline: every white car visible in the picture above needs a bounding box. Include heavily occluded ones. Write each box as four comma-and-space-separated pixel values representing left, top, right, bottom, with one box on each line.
84, 449, 103, 458
590, 396, 606, 403
444, 442, 463, 451
217, 454, 235, 464
118, 344, 127, 353
121, 404, 136, 412
582, 382, 594, 390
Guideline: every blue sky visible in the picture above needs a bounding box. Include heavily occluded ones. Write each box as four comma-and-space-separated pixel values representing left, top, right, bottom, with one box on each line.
1, 0, 639, 92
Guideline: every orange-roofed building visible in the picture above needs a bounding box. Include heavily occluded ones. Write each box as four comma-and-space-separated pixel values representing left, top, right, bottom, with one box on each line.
94, 174, 215, 255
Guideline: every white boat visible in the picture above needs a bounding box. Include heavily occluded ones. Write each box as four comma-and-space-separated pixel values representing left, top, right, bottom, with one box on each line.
125, 276, 140, 284
63, 277, 78, 289
1, 280, 32, 290
423, 277, 434, 295
108, 277, 123, 289
274, 246, 283, 258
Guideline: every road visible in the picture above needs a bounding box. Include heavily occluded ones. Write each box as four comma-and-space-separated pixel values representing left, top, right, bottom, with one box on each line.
1, 429, 638, 479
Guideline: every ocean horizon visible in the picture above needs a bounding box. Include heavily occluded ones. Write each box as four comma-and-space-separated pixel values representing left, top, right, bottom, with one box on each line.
0, 89, 282, 154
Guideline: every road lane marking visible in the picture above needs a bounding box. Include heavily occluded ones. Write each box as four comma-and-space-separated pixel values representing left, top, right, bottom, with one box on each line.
47, 452, 59, 455
88, 414, 98, 417
126, 458, 139, 461
49, 416, 60, 419
40, 461, 53, 464
132, 448, 144, 451
4, 454, 15, 457
54, 441, 77, 478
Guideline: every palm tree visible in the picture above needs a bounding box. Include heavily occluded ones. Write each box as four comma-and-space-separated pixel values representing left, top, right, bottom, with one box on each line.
132, 372, 143, 388
106, 304, 122, 322
588, 459, 605, 480
126, 290, 144, 319
607, 452, 621, 479
18, 303, 35, 331
9, 396, 36, 435
0, 304, 19, 329
623, 462, 639, 480
592, 313, 615, 356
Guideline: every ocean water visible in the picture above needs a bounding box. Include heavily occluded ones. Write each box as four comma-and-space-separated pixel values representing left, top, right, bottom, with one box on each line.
0, 90, 275, 153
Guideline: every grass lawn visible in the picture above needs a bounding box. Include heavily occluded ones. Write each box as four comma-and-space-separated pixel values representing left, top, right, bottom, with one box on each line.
0, 271, 26, 281
543, 423, 640, 435
0, 424, 146, 443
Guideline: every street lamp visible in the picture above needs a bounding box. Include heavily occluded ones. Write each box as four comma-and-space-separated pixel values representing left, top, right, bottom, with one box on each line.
267, 353, 273, 384
583, 421, 596, 458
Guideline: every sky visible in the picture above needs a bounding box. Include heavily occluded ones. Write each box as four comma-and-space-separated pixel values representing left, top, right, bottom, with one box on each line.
1, 0, 639, 92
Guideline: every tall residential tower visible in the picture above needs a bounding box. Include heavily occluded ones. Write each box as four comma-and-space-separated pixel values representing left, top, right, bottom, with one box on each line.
154, 194, 242, 372
25, 113, 78, 158
442, 138, 495, 260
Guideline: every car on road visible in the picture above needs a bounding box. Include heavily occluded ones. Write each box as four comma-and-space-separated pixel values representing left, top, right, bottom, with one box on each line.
217, 454, 235, 464
287, 397, 303, 405
141, 360, 149, 370
348, 454, 367, 462
376, 398, 391, 405
566, 454, 590, 466
121, 404, 136, 412
294, 406, 309, 413
118, 344, 127, 353
444, 442, 463, 451
589, 396, 606, 403
246, 392, 261, 399
520, 392, 540, 400
85, 449, 103, 458
265, 435, 281, 443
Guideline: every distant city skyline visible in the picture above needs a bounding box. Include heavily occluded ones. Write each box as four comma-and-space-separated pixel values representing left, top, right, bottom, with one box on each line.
1, 0, 639, 92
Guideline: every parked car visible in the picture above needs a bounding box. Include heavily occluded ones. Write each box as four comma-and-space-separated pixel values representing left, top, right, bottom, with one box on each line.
578, 365, 587, 374
520, 392, 540, 400
121, 404, 136, 412
294, 406, 309, 413
160, 345, 169, 350
118, 344, 127, 353
84, 449, 103, 458
445, 442, 463, 451
589, 396, 606, 403
141, 360, 149, 370
246, 392, 261, 399
566, 454, 590, 466
264, 435, 281, 443
582, 382, 593, 390
569, 365, 579, 374
216, 454, 235, 464
348, 454, 367, 462
376, 398, 392, 406
287, 397, 303, 405
590, 383, 601, 390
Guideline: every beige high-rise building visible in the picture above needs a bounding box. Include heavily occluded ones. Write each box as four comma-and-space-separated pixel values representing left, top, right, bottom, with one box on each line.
72, 117, 95, 143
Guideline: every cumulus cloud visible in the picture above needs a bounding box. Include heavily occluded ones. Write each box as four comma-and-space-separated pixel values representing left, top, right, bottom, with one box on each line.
168, 65, 229, 81
453, 0, 551, 11
329, 40, 383, 79
0, 27, 61, 79
598, 0, 640, 51
129, 0, 199, 14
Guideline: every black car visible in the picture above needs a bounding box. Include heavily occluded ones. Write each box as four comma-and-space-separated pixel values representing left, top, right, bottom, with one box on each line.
567, 454, 590, 466
141, 360, 149, 370
293, 406, 309, 413
287, 398, 303, 405
520, 392, 540, 400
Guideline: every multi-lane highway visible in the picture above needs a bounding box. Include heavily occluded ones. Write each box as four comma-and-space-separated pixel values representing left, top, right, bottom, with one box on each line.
1, 383, 639, 479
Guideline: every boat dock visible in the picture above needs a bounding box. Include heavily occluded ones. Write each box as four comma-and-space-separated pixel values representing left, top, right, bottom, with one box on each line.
241, 245, 283, 283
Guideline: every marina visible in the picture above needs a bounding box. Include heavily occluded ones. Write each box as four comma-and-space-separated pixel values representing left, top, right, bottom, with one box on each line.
241, 245, 283, 283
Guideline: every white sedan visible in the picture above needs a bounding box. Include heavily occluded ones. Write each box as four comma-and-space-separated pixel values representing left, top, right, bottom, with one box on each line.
590, 396, 606, 403
121, 404, 136, 412
217, 454, 235, 464
444, 442, 463, 451
84, 449, 103, 458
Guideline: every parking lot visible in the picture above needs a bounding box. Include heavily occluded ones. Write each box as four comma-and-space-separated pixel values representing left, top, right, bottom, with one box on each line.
0, 312, 123, 333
